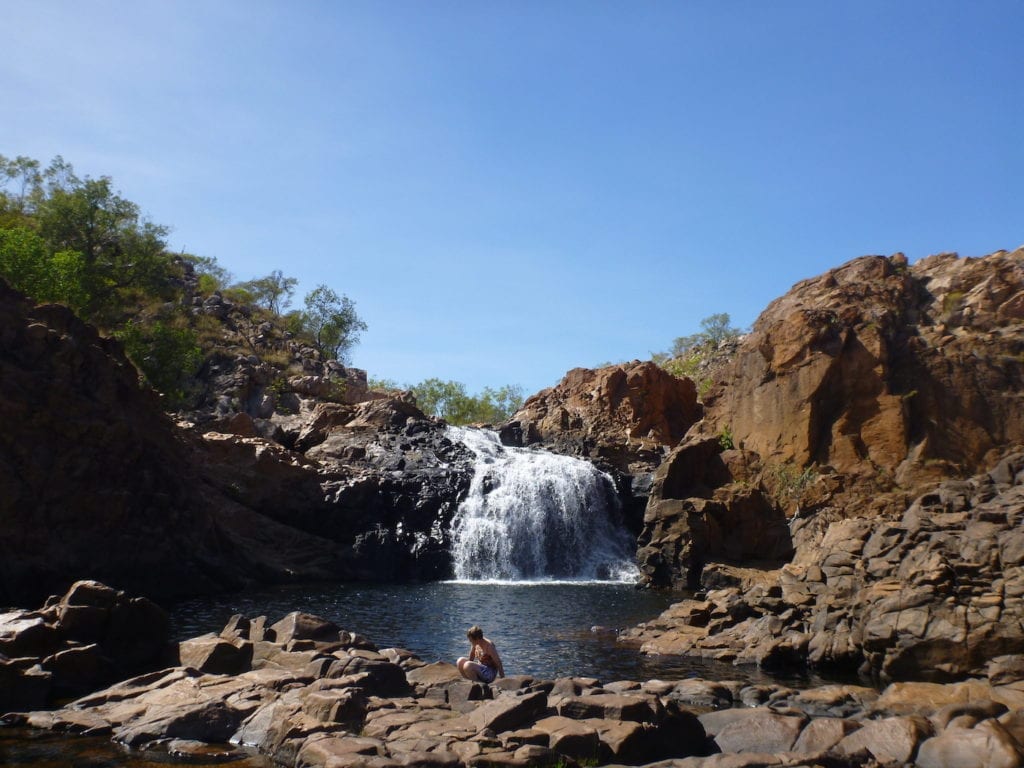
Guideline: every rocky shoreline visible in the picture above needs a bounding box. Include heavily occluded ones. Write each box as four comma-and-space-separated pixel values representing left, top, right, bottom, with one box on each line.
3, 582, 1024, 767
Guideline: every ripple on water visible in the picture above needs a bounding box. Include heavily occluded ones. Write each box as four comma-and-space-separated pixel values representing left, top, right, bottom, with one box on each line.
168, 581, 823, 687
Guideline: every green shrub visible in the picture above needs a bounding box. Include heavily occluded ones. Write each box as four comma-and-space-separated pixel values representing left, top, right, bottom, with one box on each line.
115, 320, 202, 407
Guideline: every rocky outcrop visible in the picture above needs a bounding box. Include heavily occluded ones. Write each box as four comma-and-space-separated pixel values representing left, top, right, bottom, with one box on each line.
3, 611, 713, 766
500, 361, 700, 475
11, 608, 1024, 767
0, 279, 317, 605
636, 437, 793, 589
625, 452, 1024, 683
631, 248, 1024, 683
0, 581, 170, 712
701, 249, 1024, 484
195, 398, 475, 582
639, 250, 1024, 588
0, 280, 475, 605
500, 361, 701, 528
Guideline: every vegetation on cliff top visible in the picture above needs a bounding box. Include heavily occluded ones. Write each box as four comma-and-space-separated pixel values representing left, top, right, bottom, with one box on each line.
651, 312, 744, 397
370, 377, 525, 425
0, 154, 522, 420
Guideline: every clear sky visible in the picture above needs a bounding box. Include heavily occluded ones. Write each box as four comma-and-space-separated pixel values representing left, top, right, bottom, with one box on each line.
5, 1, 1022, 396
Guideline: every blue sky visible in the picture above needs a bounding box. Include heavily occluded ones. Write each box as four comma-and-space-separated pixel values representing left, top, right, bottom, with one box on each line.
5, 1, 1023, 395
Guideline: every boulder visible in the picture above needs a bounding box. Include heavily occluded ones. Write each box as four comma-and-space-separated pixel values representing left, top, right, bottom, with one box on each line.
270, 612, 345, 645
556, 693, 663, 723
178, 634, 253, 675
916, 721, 1024, 768
532, 715, 601, 762
705, 709, 807, 754
834, 715, 933, 765
466, 691, 548, 734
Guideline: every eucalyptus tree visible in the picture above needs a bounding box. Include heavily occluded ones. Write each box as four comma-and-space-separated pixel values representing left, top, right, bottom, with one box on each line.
302, 284, 367, 362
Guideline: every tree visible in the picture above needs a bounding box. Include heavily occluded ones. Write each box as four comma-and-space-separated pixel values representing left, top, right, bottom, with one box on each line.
0, 226, 88, 309
28, 160, 172, 321
411, 378, 469, 422
668, 312, 742, 357
302, 284, 367, 361
409, 379, 525, 425
0, 154, 43, 224
182, 254, 232, 294
236, 269, 298, 315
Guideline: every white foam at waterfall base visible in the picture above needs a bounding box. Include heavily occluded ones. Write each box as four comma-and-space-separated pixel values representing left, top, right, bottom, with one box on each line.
447, 426, 639, 583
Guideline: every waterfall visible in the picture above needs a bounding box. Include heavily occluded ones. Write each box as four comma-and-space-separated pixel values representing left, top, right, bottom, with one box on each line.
448, 426, 638, 582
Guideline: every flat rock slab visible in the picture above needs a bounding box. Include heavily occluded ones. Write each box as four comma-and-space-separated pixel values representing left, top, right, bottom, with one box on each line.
465, 691, 547, 734
709, 710, 807, 754
835, 715, 933, 765
557, 693, 663, 723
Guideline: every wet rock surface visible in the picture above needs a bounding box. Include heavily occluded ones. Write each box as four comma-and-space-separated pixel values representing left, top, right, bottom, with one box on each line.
7, 608, 1024, 767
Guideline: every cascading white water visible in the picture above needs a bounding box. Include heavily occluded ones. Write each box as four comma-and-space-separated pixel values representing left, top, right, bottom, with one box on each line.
448, 426, 638, 582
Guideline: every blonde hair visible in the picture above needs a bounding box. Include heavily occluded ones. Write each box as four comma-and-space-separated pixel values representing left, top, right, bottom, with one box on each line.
467, 625, 483, 640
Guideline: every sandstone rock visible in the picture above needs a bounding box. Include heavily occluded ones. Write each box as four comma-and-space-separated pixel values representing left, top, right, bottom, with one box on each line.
466, 691, 548, 734
302, 689, 369, 724
916, 720, 1024, 768
271, 612, 345, 645
556, 693, 663, 723
510, 744, 563, 766
532, 715, 601, 762
703, 250, 1024, 481
703, 709, 807, 754
834, 715, 933, 765
0, 282, 357, 605
178, 634, 253, 675
41, 644, 112, 697
295, 733, 384, 768
637, 437, 792, 588
627, 453, 1024, 682
0, 613, 61, 658
790, 716, 859, 754
112, 697, 246, 748
406, 661, 463, 690
501, 361, 700, 476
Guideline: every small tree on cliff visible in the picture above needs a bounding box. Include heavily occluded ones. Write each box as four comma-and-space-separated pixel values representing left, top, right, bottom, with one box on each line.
302, 284, 367, 362
236, 269, 298, 315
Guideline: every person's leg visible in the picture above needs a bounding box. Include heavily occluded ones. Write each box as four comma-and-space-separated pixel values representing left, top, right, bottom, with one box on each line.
458, 658, 485, 681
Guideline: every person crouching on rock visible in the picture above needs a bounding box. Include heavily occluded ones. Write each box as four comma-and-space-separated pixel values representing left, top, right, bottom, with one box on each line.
457, 625, 505, 683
